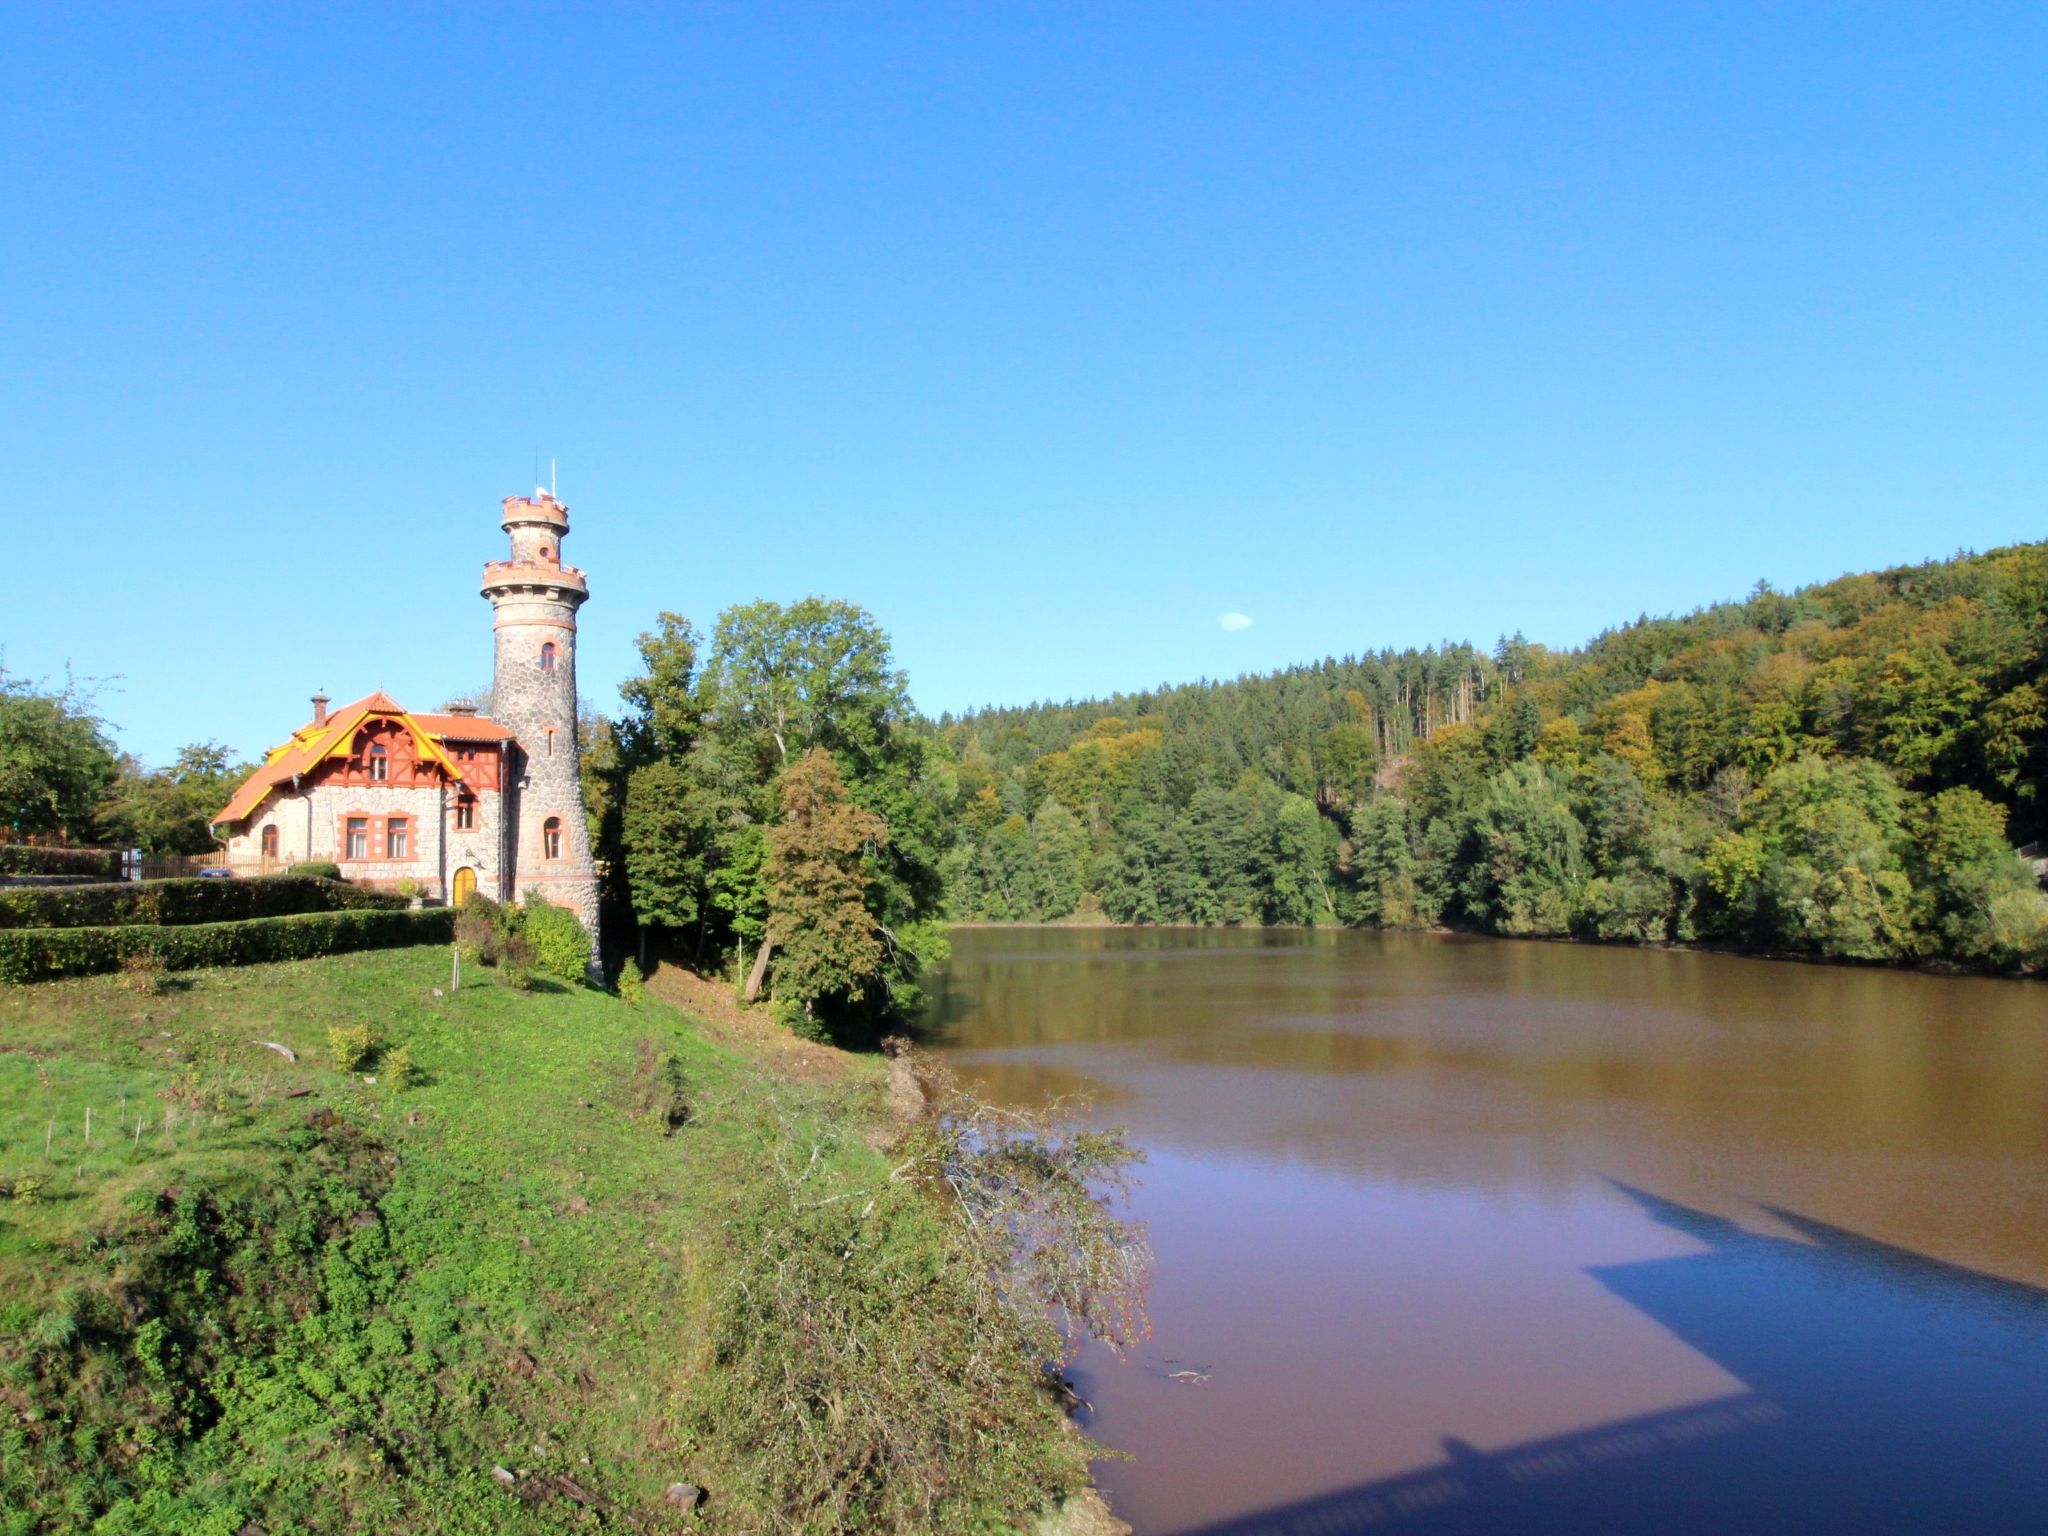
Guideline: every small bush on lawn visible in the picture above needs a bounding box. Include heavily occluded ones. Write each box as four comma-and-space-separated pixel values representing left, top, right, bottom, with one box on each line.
122, 951, 169, 995
453, 894, 502, 966
498, 927, 540, 990
617, 959, 645, 1007
771, 996, 829, 1043
382, 1044, 417, 1090
328, 1022, 377, 1073
522, 893, 591, 983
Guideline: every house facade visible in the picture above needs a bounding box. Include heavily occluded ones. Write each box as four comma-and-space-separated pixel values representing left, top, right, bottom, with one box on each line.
211, 490, 601, 967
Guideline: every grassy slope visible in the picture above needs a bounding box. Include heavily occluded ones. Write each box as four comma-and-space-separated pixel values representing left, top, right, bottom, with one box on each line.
0, 948, 1085, 1534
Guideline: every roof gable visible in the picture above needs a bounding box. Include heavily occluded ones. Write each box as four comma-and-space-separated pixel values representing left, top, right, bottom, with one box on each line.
213, 694, 520, 825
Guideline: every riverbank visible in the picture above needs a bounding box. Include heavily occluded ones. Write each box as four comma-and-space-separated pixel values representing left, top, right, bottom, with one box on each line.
0, 945, 1102, 1532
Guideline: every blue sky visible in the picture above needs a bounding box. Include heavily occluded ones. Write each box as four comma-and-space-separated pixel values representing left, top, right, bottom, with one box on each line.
5, 3, 2043, 766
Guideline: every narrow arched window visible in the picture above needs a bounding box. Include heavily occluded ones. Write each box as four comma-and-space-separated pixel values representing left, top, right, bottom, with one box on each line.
369, 743, 388, 781
260, 825, 278, 859
543, 816, 562, 860
540, 642, 557, 673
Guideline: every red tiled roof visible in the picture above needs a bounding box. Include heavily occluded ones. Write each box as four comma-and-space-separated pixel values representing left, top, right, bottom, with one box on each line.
212, 693, 519, 825
410, 713, 519, 741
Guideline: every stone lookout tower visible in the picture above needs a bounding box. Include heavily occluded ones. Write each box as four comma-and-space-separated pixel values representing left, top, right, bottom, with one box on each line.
483, 489, 601, 975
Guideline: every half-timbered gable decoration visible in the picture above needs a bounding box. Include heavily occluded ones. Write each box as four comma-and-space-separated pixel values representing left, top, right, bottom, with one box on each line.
211, 690, 518, 893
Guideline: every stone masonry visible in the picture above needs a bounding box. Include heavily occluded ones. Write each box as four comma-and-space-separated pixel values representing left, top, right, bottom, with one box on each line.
483, 491, 603, 978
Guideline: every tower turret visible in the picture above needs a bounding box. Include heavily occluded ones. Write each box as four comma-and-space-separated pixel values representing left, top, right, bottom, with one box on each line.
482, 488, 600, 976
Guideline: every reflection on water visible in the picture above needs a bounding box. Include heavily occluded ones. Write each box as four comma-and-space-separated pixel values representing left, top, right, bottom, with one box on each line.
924, 927, 2048, 1535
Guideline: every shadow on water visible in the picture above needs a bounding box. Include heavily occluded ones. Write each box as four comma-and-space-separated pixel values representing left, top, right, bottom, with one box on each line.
1168, 1183, 2048, 1536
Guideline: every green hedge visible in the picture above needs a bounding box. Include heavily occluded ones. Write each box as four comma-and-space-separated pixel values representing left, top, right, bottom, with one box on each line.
0, 846, 122, 879
0, 876, 407, 931
0, 907, 456, 985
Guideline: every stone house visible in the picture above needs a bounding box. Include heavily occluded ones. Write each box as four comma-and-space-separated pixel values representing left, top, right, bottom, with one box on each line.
211, 490, 601, 964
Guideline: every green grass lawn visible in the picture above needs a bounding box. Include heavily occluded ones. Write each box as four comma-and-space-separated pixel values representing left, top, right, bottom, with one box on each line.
0, 947, 1087, 1535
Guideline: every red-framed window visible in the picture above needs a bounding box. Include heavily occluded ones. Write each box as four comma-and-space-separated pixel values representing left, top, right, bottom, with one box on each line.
345, 817, 370, 859
543, 816, 562, 860
386, 817, 410, 859
453, 794, 476, 831
540, 641, 557, 673
260, 825, 278, 858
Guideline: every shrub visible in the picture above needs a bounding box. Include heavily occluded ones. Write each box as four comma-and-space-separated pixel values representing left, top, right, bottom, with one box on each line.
0, 876, 404, 931
617, 959, 645, 1007
0, 908, 455, 985
121, 951, 169, 996
382, 1044, 417, 1091
521, 893, 591, 983
288, 861, 341, 881
621, 1038, 687, 1134
453, 895, 502, 966
499, 929, 540, 990
771, 995, 828, 1043
328, 1022, 377, 1073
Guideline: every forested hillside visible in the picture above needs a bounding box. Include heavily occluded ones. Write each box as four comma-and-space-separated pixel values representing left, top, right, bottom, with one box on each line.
931, 541, 2048, 970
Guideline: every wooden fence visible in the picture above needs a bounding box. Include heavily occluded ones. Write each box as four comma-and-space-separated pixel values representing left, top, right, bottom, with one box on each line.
140, 852, 231, 880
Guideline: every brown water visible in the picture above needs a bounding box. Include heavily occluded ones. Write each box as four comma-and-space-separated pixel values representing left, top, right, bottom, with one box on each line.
924, 927, 2048, 1536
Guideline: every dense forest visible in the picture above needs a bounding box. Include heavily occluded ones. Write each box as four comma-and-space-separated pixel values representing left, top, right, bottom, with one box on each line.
925, 541, 2048, 971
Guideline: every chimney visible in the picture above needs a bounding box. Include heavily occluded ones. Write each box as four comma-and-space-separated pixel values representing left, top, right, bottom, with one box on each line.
447, 698, 479, 717
311, 691, 330, 725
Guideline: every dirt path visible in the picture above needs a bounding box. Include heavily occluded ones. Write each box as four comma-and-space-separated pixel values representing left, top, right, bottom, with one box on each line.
640, 950, 857, 1090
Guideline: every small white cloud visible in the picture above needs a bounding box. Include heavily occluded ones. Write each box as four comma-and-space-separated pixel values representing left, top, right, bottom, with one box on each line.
1219, 612, 1254, 632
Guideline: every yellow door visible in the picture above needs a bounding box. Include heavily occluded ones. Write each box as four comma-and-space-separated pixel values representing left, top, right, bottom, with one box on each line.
451, 866, 476, 906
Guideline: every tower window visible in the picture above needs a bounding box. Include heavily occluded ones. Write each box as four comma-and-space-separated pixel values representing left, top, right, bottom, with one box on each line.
346, 818, 369, 859
454, 794, 476, 831
543, 816, 562, 860
386, 817, 409, 859
260, 825, 278, 859
369, 743, 389, 781
540, 642, 557, 673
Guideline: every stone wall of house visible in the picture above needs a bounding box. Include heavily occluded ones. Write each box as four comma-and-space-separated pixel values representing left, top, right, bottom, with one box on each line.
224, 780, 512, 900
445, 785, 504, 901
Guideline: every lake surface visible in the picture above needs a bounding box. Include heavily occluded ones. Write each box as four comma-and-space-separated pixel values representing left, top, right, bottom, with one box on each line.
924, 927, 2048, 1536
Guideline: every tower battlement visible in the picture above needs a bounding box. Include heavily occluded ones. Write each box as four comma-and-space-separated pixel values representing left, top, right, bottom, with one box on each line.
501, 490, 571, 528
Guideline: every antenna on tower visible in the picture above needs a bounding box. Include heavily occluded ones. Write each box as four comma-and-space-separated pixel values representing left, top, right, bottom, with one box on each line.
550, 458, 557, 498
